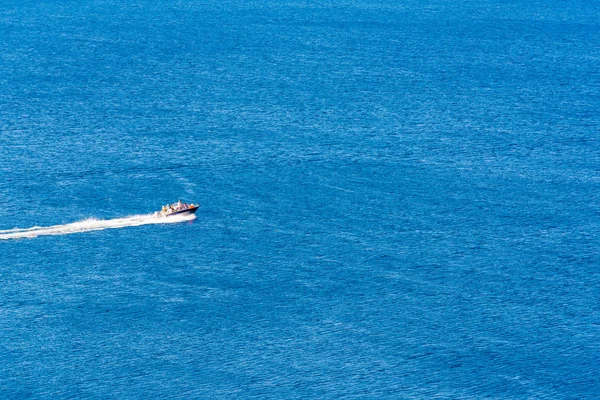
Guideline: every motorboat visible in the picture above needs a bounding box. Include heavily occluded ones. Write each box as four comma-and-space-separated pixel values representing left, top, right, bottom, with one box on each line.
158, 201, 200, 217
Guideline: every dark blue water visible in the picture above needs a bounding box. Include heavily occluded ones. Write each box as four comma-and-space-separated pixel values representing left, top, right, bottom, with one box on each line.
1, 0, 599, 397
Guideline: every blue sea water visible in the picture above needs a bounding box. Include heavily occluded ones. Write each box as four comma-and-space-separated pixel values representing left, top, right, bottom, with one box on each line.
1, 0, 599, 397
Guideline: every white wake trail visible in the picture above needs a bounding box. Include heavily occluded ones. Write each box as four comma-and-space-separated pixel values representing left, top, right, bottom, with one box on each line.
0, 213, 196, 240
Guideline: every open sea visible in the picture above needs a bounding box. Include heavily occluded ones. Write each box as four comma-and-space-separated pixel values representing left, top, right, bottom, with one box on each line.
1, 0, 599, 398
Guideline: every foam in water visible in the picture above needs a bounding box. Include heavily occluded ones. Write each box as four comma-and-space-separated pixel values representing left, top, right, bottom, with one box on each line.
0, 213, 196, 240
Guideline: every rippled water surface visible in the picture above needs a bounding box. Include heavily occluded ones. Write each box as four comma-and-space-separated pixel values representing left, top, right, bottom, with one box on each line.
1, 0, 599, 398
